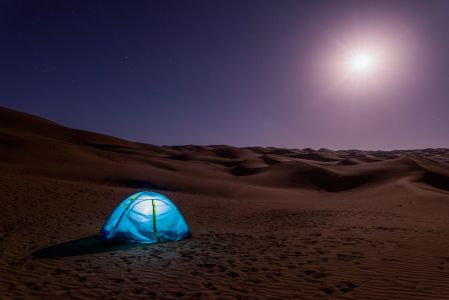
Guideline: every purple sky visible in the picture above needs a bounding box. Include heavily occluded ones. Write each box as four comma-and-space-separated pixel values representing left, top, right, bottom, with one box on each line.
1, 0, 448, 150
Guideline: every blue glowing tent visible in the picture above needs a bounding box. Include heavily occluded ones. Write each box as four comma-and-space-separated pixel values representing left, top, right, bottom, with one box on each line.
101, 191, 191, 244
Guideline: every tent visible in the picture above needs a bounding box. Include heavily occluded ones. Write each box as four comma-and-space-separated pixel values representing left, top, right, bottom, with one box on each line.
101, 191, 191, 244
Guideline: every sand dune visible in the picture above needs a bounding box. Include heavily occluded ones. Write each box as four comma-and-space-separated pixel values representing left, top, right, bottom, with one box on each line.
1, 106, 449, 299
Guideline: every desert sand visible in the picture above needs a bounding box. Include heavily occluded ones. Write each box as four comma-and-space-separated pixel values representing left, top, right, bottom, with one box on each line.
1, 106, 449, 299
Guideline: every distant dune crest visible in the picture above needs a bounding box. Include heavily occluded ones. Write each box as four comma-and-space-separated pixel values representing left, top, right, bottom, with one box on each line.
0, 106, 448, 195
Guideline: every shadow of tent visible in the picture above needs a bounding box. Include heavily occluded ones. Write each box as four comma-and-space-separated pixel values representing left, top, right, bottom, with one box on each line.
32, 235, 138, 259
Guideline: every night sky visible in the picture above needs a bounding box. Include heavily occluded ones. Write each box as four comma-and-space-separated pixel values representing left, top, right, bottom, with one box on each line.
1, 0, 448, 149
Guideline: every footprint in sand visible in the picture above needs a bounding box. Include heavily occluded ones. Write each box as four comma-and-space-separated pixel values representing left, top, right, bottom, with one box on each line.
336, 281, 358, 293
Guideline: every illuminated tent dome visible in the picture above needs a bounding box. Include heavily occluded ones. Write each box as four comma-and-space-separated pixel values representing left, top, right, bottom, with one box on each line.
101, 191, 191, 244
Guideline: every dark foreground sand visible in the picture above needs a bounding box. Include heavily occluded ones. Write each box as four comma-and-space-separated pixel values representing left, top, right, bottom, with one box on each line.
1, 106, 449, 299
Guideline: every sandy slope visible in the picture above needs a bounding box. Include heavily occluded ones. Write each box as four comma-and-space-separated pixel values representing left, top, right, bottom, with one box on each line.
1, 106, 449, 299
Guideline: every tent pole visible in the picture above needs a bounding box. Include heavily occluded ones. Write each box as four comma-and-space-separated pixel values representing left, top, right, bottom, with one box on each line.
152, 199, 161, 242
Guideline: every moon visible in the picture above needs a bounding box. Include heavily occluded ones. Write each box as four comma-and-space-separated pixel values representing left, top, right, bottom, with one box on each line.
348, 52, 377, 73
